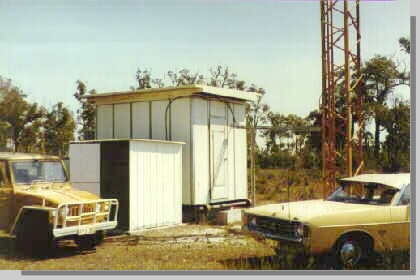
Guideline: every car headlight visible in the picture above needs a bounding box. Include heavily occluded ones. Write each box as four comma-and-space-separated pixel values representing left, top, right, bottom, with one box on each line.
247, 216, 257, 229
242, 214, 248, 225
294, 223, 305, 239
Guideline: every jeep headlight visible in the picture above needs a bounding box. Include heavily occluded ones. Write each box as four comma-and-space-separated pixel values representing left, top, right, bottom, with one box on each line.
59, 207, 69, 217
50, 209, 57, 217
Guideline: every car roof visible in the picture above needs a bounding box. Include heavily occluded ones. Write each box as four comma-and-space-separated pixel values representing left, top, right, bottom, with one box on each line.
339, 173, 410, 190
0, 152, 60, 161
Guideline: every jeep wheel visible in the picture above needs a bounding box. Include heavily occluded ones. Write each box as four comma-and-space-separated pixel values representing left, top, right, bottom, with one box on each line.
75, 235, 97, 251
94, 231, 105, 246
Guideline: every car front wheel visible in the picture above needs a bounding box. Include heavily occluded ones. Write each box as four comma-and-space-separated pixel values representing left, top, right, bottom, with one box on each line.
335, 235, 366, 268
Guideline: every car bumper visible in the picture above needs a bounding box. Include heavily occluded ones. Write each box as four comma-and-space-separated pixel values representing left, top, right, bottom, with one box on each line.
53, 221, 118, 238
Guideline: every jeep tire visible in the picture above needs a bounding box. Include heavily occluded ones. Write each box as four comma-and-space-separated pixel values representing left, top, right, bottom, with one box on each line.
74, 232, 102, 251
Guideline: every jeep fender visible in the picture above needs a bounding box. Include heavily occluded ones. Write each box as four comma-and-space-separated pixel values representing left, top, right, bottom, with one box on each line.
10, 206, 55, 236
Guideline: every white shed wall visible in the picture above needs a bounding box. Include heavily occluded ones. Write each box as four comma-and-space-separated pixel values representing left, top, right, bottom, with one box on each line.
191, 98, 210, 205
170, 99, 192, 204
132, 102, 150, 139
233, 104, 248, 199
151, 100, 168, 140
227, 104, 236, 200
129, 141, 182, 232
114, 103, 131, 138
97, 105, 113, 139
69, 143, 101, 196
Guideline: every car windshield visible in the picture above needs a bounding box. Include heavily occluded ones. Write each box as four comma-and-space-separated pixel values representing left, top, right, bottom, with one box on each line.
11, 160, 67, 185
327, 182, 398, 205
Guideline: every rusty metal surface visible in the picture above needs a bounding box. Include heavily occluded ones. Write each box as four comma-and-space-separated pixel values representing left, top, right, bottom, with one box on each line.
320, 0, 364, 197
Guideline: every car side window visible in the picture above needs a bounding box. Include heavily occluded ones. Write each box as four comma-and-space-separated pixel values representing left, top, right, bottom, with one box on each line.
399, 184, 410, 205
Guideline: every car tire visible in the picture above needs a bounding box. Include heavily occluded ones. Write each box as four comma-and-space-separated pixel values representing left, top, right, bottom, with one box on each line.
335, 234, 369, 269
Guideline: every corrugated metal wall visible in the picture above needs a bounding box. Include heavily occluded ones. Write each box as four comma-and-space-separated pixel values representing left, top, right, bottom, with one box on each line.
191, 98, 210, 205
94, 97, 248, 206
129, 141, 182, 232
97, 105, 113, 139
114, 103, 131, 138
233, 104, 248, 199
69, 143, 101, 196
132, 102, 150, 139
170, 99, 192, 205
70, 140, 183, 232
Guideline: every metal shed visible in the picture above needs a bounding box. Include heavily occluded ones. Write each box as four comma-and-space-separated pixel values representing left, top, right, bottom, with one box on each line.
86, 85, 260, 215
69, 139, 183, 233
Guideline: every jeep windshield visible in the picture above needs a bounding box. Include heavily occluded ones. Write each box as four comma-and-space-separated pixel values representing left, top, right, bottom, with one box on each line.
11, 160, 67, 185
327, 183, 398, 205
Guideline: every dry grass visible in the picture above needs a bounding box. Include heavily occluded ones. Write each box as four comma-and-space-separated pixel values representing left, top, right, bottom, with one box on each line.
254, 168, 324, 204
0, 225, 275, 270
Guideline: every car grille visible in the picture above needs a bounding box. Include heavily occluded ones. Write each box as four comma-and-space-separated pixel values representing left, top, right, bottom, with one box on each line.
252, 216, 302, 239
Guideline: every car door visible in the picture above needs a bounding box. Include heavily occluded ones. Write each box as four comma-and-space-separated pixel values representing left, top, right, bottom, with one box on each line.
389, 184, 410, 250
0, 160, 14, 230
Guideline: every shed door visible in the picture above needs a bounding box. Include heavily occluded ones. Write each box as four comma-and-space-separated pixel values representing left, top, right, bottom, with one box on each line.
210, 102, 228, 201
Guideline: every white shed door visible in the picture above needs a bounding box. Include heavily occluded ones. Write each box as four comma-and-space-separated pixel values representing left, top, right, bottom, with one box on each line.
210, 101, 228, 201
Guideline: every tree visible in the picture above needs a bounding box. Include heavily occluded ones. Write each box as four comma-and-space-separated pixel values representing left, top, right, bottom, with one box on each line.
74, 80, 96, 140
378, 99, 410, 172
0, 88, 43, 152
43, 102, 76, 157
399, 37, 410, 54
362, 55, 407, 159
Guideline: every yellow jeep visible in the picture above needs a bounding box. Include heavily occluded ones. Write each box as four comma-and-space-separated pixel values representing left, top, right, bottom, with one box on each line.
0, 152, 118, 255
243, 173, 410, 267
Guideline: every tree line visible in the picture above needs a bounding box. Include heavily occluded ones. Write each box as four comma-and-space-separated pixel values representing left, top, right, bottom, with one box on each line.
0, 37, 410, 173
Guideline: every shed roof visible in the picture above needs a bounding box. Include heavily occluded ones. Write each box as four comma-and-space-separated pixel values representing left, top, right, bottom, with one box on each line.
339, 173, 410, 189
86, 84, 262, 105
71, 138, 185, 145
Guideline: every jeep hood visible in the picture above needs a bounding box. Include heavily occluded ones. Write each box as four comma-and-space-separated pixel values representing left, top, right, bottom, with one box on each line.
245, 199, 388, 225
15, 184, 100, 206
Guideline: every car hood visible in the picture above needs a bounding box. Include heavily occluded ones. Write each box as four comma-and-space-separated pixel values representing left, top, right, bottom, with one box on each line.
244, 199, 387, 225
15, 183, 100, 206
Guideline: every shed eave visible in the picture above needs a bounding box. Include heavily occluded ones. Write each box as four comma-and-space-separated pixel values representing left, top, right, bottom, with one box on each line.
86, 84, 261, 104
70, 138, 185, 145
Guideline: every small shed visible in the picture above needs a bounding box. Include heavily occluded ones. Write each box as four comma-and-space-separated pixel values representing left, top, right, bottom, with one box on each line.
69, 139, 183, 233
86, 85, 260, 212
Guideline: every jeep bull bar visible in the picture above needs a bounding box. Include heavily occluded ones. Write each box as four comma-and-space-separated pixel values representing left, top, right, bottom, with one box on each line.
52, 199, 119, 238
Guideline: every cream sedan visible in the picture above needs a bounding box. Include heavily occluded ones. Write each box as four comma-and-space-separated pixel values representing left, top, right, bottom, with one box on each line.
243, 173, 410, 267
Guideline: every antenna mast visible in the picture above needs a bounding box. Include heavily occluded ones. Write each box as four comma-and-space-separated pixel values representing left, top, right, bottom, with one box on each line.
320, 0, 364, 197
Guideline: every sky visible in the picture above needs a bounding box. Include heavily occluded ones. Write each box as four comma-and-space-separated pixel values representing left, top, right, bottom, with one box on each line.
0, 0, 411, 118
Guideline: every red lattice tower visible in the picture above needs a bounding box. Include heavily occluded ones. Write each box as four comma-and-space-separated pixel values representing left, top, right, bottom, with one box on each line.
320, 0, 364, 197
